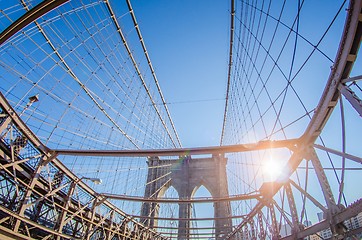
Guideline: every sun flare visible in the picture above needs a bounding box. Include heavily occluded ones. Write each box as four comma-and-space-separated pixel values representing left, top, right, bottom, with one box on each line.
263, 159, 283, 181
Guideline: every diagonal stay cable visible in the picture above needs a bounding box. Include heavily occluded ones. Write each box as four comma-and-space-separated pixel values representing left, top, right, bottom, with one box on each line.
19, 1, 140, 149
126, 0, 182, 148
227, 0, 362, 236
270, 0, 302, 137
104, 0, 179, 148
242, 0, 335, 63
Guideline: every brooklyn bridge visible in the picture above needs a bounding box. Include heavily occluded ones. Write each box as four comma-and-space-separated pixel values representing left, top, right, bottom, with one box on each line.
0, 0, 361, 239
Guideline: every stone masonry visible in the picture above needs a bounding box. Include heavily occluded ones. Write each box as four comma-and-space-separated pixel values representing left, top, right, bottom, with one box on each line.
140, 154, 232, 239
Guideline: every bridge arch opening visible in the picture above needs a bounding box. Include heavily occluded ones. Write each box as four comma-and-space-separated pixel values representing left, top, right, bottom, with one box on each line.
191, 185, 215, 239
157, 185, 179, 236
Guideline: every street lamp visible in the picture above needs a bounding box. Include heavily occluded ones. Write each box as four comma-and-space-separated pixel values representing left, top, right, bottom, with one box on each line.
20, 94, 39, 116
81, 177, 102, 185
6, 94, 40, 155
28, 94, 39, 104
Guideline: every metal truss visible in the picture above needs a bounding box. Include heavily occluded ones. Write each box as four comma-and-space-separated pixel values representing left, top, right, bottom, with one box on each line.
225, 0, 362, 238
0, 0, 361, 239
0, 92, 166, 239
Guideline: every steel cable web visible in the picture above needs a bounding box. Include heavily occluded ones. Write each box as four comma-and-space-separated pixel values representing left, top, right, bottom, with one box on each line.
0, 0, 361, 239
222, 0, 362, 239
0, 0, 182, 231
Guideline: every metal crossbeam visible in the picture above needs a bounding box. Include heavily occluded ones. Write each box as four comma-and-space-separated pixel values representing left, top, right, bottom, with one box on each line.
339, 83, 362, 117
102, 192, 260, 203
53, 138, 299, 157
281, 199, 362, 240
314, 144, 362, 164
130, 214, 245, 221
0, 0, 68, 45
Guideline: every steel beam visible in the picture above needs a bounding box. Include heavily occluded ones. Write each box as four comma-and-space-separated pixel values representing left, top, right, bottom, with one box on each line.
314, 144, 362, 164
86, 197, 103, 240
273, 201, 295, 232
285, 183, 301, 234
339, 83, 362, 117
257, 211, 266, 239
308, 149, 337, 213
54, 138, 299, 157
302, 0, 362, 143
0, 225, 30, 240
341, 74, 362, 83
130, 214, 245, 221
250, 219, 256, 239
88, 208, 114, 239
0, 204, 71, 239
102, 192, 260, 203
268, 203, 279, 238
23, 180, 70, 209
105, 210, 115, 240
54, 180, 77, 239
289, 179, 327, 212
281, 198, 362, 240
0, 0, 68, 45
13, 153, 52, 232
152, 225, 235, 230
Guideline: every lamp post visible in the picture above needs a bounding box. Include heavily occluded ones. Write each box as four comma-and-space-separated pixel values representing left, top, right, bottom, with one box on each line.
6, 95, 40, 156
81, 176, 102, 185
20, 94, 39, 116
0, 94, 40, 140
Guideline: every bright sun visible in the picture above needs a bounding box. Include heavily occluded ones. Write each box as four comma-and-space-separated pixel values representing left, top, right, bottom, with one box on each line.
263, 159, 283, 181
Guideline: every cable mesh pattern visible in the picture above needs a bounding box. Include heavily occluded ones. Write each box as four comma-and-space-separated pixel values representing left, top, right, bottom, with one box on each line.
221, 0, 362, 237
1, 0, 361, 239
0, 1, 182, 233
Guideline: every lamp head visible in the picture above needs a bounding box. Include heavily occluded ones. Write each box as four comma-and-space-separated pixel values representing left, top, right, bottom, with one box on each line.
28, 94, 39, 103
82, 177, 102, 184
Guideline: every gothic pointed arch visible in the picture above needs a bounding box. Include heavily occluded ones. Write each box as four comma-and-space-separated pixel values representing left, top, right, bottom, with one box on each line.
141, 154, 232, 239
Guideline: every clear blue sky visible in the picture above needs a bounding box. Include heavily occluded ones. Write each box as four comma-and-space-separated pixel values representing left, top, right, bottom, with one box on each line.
129, 0, 230, 147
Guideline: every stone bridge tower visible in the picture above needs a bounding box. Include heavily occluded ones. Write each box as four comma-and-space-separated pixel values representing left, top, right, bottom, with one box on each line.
140, 154, 232, 240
